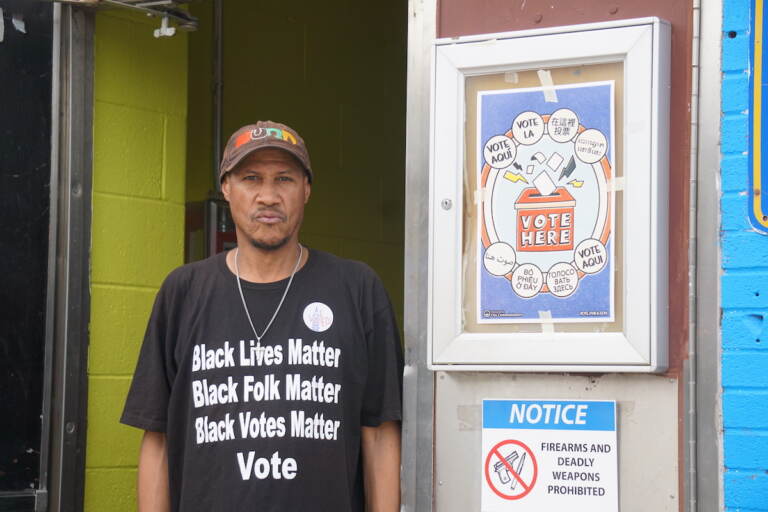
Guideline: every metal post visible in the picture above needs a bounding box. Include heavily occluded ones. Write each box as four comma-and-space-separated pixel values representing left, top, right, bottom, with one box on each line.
401, 0, 437, 510
695, 0, 724, 509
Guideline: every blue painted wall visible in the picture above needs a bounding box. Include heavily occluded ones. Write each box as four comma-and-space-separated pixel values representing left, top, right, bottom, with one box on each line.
721, 0, 768, 509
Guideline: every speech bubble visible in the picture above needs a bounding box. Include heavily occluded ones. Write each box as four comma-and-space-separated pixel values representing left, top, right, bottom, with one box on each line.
548, 108, 580, 143
574, 129, 608, 164
483, 135, 517, 169
545, 262, 579, 298
511, 263, 543, 298
483, 242, 517, 276
511, 111, 545, 146
574, 238, 608, 274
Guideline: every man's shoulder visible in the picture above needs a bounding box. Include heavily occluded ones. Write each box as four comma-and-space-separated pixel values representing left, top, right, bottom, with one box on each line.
309, 248, 379, 283
308, 248, 390, 309
160, 252, 224, 292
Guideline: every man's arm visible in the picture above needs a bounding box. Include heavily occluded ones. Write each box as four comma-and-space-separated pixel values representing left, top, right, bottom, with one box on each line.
138, 430, 170, 512
361, 420, 401, 511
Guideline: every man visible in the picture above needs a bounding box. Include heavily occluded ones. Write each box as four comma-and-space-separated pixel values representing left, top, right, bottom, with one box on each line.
121, 121, 404, 511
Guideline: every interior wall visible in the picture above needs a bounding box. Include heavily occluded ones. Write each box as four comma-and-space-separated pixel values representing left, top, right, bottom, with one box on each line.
186, 2, 214, 203
86, 10, 187, 511
187, 0, 408, 325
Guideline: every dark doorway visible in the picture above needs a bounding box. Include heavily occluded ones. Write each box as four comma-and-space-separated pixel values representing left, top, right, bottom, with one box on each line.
0, 1, 54, 509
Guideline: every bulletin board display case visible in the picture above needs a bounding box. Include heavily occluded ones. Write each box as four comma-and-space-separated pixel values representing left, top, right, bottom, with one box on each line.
428, 18, 670, 372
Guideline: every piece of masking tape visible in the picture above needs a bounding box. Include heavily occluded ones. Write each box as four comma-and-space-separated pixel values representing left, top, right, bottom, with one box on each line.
608, 176, 625, 192
538, 310, 555, 334
504, 71, 519, 84
537, 69, 558, 103
474, 187, 489, 205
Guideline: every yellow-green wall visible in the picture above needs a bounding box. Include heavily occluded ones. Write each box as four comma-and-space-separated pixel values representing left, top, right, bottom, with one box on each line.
187, 1, 408, 324
85, 11, 187, 510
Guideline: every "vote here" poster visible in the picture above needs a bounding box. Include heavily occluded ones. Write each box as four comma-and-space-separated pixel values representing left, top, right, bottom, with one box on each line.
476, 82, 615, 323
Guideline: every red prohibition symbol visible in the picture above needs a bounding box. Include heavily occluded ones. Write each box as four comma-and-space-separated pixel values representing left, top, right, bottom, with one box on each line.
484, 439, 538, 500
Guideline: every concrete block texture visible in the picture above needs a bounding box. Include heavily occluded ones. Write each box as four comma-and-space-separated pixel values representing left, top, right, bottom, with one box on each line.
722, 32, 750, 72
721, 72, 750, 113
86, 8, 188, 504
89, 285, 157, 375
722, 0, 751, 33
722, 231, 768, 267
722, 310, 768, 349
722, 390, 768, 428
722, 352, 768, 387
93, 101, 164, 199
91, 193, 184, 288
724, 471, 768, 510
724, 431, 768, 470
94, 13, 187, 116
721, 2, 768, 507
721, 114, 749, 154
720, 192, 752, 231
722, 273, 768, 308
721, 154, 749, 193
84, 468, 137, 512
86, 377, 142, 468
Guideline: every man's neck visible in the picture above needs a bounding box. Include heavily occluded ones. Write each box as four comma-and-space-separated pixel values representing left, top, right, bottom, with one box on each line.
226, 239, 305, 283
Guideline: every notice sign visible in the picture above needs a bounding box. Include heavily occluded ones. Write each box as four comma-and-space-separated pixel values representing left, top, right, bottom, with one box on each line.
481, 399, 617, 512
477, 82, 615, 323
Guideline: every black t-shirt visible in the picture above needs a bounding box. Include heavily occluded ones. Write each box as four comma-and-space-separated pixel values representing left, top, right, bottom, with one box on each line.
120, 249, 403, 512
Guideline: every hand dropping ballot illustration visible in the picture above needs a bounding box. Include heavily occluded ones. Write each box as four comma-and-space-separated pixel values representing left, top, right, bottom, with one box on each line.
477, 81, 615, 323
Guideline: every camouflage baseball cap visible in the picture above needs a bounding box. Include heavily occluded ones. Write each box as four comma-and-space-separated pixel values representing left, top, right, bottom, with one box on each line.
219, 121, 313, 182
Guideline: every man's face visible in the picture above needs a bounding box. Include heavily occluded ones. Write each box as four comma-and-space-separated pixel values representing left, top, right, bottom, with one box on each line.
221, 148, 311, 251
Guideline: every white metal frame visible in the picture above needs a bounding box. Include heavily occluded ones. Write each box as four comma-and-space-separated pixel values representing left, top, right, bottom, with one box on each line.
428, 18, 670, 372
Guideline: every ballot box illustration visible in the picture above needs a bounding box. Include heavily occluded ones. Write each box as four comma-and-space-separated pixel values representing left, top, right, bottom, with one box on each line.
514, 185, 576, 252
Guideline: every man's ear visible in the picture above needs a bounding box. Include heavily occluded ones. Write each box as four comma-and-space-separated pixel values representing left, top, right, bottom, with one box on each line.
221, 175, 231, 201
304, 178, 311, 204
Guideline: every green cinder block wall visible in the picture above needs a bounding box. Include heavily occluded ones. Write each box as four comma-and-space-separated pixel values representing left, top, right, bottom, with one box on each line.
85, 10, 187, 511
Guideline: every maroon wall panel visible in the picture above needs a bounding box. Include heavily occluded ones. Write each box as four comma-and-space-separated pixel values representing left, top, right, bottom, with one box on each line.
438, 0, 693, 375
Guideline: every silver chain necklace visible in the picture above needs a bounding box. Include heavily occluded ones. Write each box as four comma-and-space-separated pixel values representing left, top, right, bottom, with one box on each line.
234, 244, 303, 343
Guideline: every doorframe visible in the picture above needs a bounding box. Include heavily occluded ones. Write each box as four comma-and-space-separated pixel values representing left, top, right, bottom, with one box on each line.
43, 4, 94, 511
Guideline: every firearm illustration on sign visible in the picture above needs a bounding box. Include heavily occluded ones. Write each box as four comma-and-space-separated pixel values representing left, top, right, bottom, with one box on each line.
477, 81, 615, 323
493, 449, 528, 490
